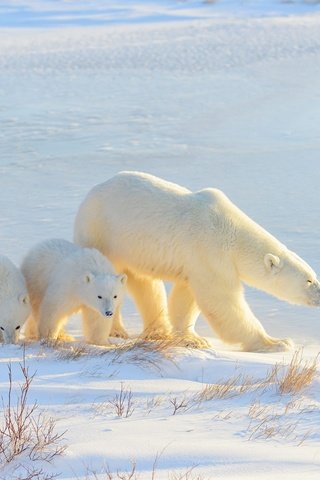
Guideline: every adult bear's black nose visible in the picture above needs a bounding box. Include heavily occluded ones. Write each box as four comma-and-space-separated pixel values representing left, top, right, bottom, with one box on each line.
105, 311, 113, 317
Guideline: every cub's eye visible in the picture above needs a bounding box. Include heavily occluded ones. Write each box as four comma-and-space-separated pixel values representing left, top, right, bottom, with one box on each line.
0, 326, 4, 331
16, 326, 21, 330
307, 280, 313, 285
97, 295, 102, 299
113, 295, 117, 299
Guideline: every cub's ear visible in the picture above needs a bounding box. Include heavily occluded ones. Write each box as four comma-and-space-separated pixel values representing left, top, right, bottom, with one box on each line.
118, 274, 127, 285
84, 273, 94, 284
19, 294, 29, 305
264, 253, 282, 273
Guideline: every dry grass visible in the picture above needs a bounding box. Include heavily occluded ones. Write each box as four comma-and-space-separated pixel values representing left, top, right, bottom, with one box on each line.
40, 336, 184, 374
105, 336, 183, 371
273, 350, 318, 395
145, 396, 164, 415
245, 350, 319, 445
82, 462, 206, 480
0, 353, 66, 479
247, 400, 302, 443
247, 396, 318, 445
197, 349, 318, 403
197, 373, 255, 401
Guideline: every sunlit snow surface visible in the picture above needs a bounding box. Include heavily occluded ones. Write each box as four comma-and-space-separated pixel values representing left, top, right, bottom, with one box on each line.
0, 2, 320, 479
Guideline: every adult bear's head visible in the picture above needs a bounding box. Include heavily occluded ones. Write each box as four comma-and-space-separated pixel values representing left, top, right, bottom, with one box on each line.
263, 250, 320, 306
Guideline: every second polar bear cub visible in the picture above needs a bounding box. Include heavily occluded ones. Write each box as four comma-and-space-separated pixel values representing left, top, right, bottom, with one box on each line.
22, 239, 127, 344
0, 255, 30, 344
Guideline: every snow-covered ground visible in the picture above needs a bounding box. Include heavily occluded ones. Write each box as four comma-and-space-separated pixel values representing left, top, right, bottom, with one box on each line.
1, 1, 320, 27
1, 1, 320, 479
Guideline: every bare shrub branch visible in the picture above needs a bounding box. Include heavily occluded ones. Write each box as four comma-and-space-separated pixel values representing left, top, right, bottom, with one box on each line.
0, 353, 66, 473
94, 383, 135, 419
109, 383, 135, 418
169, 396, 192, 415
82, 459, 206, 480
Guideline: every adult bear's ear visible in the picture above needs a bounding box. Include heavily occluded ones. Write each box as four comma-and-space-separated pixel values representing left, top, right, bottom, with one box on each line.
118, 274, 127, 285
264, 253, 282, 274
84, 273, 94, 283
19, 294, 29, 305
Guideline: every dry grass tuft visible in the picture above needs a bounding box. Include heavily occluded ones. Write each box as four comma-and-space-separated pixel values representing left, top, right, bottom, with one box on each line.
197, 373, 255, 401
247, 397, 318, 445
106, 337, 181, 360
56, 343, 91, 361
196, 349, 318, 404
245, 350, 319, 445
39, 337, 66, 350
273, 350, 318, 395
145, 396, 164, 415
247, 400, 301, 443
40, 335, 183, 373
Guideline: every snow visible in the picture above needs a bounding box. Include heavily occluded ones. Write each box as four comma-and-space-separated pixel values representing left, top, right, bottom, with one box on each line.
1, 1, 320, 27
1, 1, 320, 479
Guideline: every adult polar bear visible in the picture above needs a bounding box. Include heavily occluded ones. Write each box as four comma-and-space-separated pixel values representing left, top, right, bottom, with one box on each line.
74, 171, 320, 352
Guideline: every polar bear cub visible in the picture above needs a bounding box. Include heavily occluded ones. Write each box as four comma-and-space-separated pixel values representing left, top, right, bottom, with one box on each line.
21, 239, 127, 344
0, 255, 30, 344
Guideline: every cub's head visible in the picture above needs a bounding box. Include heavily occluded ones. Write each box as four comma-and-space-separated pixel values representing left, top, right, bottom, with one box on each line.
0, 293, 30, 344
79, 272, 127, 317
263, 250, 320, 306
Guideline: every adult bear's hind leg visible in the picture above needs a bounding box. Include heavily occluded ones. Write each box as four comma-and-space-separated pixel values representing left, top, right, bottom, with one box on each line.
190, 277, 293, 353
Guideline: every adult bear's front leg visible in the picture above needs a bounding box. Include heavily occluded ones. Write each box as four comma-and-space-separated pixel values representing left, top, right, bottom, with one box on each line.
169, 281, 211, 348
125, 272, 172, 340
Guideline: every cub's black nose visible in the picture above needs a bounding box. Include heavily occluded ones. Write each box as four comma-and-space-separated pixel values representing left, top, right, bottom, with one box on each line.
105, 311, 113, 317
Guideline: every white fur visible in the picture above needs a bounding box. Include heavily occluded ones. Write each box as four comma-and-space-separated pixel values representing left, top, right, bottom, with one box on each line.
74, 171, 320, 351
0, 255, 30, 344
21, 239, 127, 345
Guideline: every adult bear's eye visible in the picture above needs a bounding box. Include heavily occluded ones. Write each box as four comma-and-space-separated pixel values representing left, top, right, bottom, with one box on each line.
16, 325, 20, 330
113, 295, 117, 299
307, 280, 313, 285
97, 295, 102, 299
0, 326, 4, 331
